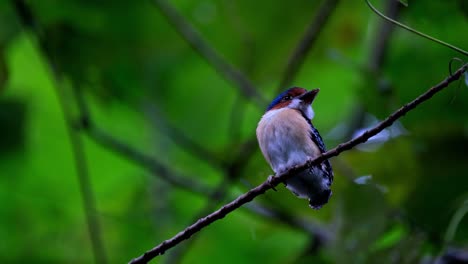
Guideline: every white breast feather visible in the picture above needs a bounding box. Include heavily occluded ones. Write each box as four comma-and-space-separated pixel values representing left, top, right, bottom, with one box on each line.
256, 108, 321, 173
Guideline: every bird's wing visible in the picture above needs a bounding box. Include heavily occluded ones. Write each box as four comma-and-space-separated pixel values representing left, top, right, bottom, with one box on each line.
309, 124, 334, 182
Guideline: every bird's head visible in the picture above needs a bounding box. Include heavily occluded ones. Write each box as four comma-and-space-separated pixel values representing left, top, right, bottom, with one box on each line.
266, 87, 319, 120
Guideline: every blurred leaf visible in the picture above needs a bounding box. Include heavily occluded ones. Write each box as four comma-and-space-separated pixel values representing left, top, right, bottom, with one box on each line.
444, 200, 468, 245
370, 224, 407, 251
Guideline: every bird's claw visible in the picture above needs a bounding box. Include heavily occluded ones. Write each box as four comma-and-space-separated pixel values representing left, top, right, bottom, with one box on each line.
267, 175, 277, 191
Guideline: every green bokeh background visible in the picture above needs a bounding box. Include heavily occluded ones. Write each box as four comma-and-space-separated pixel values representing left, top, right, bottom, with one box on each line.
1, 0, 467, 263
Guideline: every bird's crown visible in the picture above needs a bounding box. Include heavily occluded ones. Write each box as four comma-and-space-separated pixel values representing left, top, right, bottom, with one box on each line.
266, 87, 319, 111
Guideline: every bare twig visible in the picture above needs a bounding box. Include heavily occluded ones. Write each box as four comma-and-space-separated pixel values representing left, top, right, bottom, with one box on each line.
365, 0, 468, 57
152, 0, 267, 106
277, 0, 340, 92
129, 64, 468, 264
74, 88, 325, 255
12, 1, 108, 263
163, 179, 231, 264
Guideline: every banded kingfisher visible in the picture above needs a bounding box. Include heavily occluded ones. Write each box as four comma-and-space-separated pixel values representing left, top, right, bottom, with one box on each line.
256, 87, 333, 209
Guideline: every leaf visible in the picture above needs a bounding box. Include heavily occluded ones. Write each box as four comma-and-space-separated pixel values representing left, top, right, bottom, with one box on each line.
370, 224, 407, 251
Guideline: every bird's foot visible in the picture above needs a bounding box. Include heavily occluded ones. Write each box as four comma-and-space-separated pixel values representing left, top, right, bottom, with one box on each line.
267, 175, 277, 191
305, 156, 315, 165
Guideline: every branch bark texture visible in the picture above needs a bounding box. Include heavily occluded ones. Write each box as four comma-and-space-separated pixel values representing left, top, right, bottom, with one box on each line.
129, 64, 467, 264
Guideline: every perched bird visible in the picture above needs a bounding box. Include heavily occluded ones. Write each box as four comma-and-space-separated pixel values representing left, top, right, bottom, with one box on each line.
256, 87, 333, 209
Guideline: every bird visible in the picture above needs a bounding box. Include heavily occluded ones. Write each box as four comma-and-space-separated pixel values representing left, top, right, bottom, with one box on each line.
256, 87, 333, 209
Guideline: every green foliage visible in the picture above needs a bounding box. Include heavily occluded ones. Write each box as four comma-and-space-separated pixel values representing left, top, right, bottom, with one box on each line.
1, 0, 467, 263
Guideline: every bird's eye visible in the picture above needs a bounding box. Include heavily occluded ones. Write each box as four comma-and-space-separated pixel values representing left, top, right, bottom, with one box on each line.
283, 95, 292, 101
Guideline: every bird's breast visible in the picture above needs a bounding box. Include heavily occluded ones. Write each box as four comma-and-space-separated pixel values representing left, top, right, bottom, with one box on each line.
256, 108, 321, 172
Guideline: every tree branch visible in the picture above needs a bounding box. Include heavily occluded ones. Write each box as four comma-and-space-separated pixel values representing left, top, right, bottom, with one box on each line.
144, 103, 228, 169
129, 64, 468, 264
12, 1, 108, 263
71, 86, 213, 195
365, 0, 468, 57
152, 0, 267, 106
277, 0, 340, 92
87, 126, 213, 195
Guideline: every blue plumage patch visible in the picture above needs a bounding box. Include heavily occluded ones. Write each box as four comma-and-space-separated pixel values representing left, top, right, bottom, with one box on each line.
266, 89, 291, 111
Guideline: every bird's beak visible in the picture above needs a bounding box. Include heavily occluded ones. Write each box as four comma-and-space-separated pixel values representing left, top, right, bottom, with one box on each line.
299, 89, 319, 104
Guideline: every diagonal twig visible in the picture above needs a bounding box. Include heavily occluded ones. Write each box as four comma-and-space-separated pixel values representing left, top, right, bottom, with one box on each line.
129, 63, 468, 264
152, 0, 267, 106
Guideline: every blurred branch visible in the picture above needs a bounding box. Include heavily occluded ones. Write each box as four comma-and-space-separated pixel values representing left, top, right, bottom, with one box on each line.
88, 126, 213, 195
129, 63, 468, 264
227, 94, 246, 143
225, 0, 341, 185
368, 0, 401, 74
277, 0, 340, 92
365, 0, 468, 57
343, 0, 401, 140
74, 89, 325, 257
71, 86, 213, 195
244, 202, 332, 243
53, 80, 108, 264
151, 0, 267, 106
145, 104, 228, 169
12, 1, 108, 263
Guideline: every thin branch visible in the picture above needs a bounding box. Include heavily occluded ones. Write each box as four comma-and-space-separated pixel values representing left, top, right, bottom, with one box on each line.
145, 103, 228, 169
365, 0, 468, 57
152, 0, 267, 106
12, 1, 107, 263
87, 126, 213, 195
163, 179, 231, 264
53, 78, 108, 264
367, 0, 401, 74
225, 0, 341, 177
73, 89, 330, 251
223, 0, 340, 179
129, 64, 468, 264
277, 0, 340, 92
71, 86, 213, 195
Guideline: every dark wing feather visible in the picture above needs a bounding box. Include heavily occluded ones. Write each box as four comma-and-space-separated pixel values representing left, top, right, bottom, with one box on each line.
309, 124, 334, 183
297, 109, 334, 183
